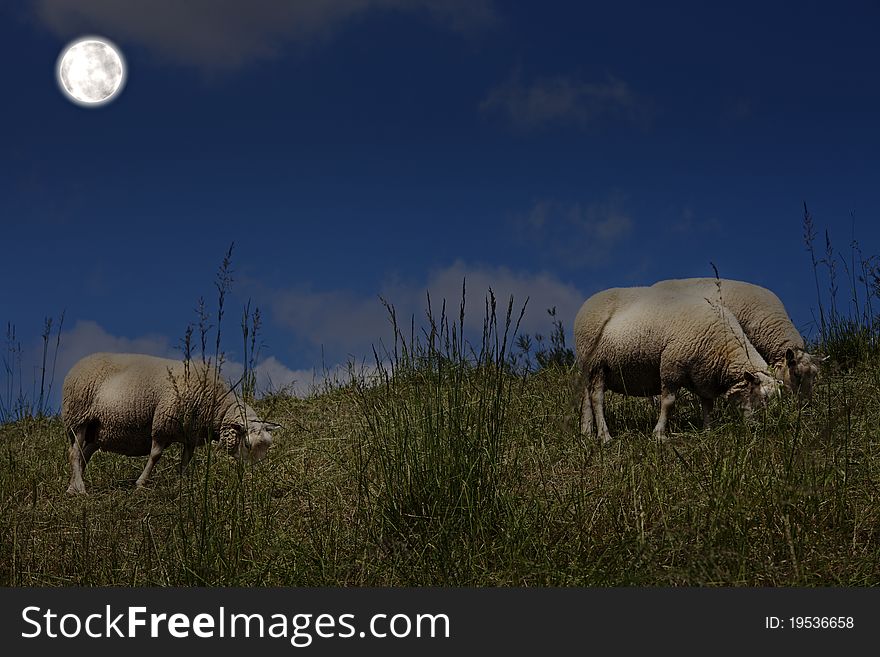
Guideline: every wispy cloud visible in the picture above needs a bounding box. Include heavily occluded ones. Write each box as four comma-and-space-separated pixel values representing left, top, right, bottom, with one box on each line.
480, 71, 645, 129
259, 260, 587, 361
54, 319, 177, 377
671, 206, 724, 236
34, 0, 497, 72
222, 356, 333, 398
518, 197, 634, 268
268, 287, 391, 360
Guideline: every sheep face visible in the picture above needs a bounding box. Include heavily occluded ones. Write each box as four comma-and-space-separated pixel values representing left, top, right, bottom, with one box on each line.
219, 409, 280, 463
726, 371, 781, 417
777, 348, 823, 400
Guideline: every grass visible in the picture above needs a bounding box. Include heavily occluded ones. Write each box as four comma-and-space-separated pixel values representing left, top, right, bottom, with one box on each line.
2, 221, 880, 587
2, 296, 879, 586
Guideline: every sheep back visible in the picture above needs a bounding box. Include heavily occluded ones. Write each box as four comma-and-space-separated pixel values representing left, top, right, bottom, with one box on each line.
575, 287, 768, 399
651, 278, 804, 364
62, 352, 237, 456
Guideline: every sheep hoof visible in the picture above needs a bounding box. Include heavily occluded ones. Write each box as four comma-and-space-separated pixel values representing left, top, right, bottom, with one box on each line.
65, 485, 86, 495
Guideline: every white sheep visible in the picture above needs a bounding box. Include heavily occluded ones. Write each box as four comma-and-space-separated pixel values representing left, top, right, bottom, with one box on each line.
574, 286, 781, 443
61, 352, 280, 494
650, 278, 824, 399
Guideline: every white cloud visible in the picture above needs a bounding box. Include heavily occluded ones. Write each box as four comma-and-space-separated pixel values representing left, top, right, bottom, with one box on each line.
410, 260, 587, 335
270, 286, 391, 358
480, 71, 644, 129
263, 260, 588, 361
519, 197, 634, 268
34, 0, 496, 72
54, 319, 177, 381
221, 356, 330, 398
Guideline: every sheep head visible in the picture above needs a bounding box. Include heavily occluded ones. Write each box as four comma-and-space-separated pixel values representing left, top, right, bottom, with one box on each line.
724, 370, 781, 417
218, 404, 281, 462
776, 348, 825, 400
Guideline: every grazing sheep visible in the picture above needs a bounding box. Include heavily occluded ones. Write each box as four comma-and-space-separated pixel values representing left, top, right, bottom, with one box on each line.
651, 278, 824, 399
61, 352, 280, 494
574, 286, 781, 443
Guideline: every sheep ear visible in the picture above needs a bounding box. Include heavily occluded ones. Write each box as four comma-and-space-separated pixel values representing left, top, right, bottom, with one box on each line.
262, 421, 283, 432
785, 348, 797, 366
743, 371, 757, 384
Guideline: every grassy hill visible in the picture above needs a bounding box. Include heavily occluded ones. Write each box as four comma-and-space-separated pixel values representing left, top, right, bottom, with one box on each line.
2, 297, 879, 586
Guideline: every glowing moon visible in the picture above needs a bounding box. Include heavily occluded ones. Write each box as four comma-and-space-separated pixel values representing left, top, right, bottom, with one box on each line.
57, 37, 126, 107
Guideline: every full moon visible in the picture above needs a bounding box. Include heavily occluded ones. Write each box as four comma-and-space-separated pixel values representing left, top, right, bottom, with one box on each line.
57, 37, 126, 106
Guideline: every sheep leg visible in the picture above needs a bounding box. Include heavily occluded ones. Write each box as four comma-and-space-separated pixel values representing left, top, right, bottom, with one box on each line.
66, 427, 89, 495
179, 443, 195, 474
579, 374, 595, 437
591, 370, 613, 444
700, 397, 714, 429
653, 385, 677, 440
135, 438, 165, 489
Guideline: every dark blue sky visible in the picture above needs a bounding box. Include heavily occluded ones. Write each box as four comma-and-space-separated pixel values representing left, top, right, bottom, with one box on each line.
2, 1, 879, 404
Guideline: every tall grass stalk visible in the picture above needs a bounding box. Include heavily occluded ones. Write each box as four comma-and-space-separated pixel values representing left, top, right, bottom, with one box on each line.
1, 312, 64, 422
804, 204, 880, 366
